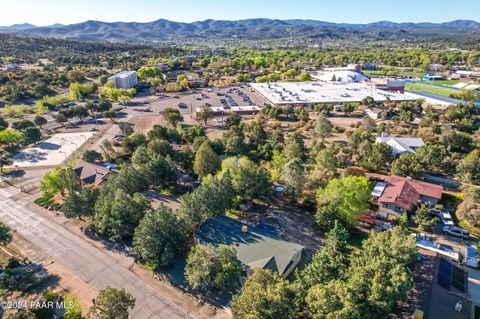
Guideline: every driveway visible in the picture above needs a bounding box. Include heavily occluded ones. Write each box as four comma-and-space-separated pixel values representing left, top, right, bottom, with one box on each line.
0, 192, 193, 319
469, 266, 480, 318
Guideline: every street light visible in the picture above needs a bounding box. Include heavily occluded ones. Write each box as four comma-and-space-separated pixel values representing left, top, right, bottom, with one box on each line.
71, 141, 78, 149
59, 150, 67, 159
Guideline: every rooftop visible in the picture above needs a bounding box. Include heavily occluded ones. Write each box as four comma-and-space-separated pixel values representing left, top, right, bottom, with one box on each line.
195, 216, 304, 277
250, 81, 417, 105
73, 161, 112, 186
405, 90, 466, 107
377, 176, 443, 211
110, 70, 137, 79
376, 134, 425, 154
313, 70, 368, 83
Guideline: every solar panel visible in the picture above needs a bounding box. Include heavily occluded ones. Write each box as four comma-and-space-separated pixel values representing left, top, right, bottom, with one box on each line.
437, 258, 468, 293
452, 266, 467, 293
439, 258, 453, 275
438, 272, 452, 291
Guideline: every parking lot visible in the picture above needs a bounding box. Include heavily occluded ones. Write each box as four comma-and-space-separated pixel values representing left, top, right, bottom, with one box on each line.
129, 85, 267, 118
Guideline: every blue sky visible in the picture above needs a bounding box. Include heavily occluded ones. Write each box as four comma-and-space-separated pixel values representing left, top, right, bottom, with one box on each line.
1, 0, 479, 26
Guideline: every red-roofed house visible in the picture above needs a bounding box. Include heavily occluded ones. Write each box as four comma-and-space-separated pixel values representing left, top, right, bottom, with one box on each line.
374, 175, 443, 220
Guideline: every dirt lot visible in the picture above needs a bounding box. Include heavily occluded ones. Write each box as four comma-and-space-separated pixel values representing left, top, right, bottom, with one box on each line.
328, 114, 364, 130
128, 114, 165, 134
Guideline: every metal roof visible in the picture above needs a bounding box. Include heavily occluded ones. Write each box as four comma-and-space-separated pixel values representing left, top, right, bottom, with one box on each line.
195, 216, 304, 276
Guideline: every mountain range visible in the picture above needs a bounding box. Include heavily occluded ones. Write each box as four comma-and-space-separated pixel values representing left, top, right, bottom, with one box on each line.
1, 18, 479, 42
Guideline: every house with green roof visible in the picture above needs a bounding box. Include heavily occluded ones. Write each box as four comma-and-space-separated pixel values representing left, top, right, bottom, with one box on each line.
194, 216, 304, 278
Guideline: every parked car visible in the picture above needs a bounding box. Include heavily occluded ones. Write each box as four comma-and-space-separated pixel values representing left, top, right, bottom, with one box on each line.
443, 226, 469, 239
178, 103, 188, 109
90, 126, 98, 132
440, 212, 454, 226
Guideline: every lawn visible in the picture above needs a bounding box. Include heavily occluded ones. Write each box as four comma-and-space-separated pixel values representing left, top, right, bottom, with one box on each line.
405, 82, 459, 97
425, 79, 462, 86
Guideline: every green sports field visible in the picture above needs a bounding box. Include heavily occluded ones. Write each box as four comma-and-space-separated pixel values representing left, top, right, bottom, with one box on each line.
404, 82, 459, 97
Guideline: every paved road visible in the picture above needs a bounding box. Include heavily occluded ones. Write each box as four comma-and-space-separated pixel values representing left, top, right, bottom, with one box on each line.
0, 193, 192, 319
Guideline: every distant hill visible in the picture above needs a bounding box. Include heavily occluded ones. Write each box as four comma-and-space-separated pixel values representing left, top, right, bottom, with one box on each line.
1, 18, 479, 42
0, 23, 37, 30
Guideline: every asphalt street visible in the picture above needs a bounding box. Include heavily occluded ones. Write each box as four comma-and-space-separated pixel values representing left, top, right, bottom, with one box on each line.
0, 192, 192, 319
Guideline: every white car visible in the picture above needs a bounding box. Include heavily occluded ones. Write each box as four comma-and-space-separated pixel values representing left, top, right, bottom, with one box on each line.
440, 212, 454, 226
443, 226, 469, 239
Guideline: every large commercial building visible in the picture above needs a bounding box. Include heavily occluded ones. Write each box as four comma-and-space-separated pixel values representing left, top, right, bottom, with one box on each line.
250, 81, 417, 107
108, 71, 138, 89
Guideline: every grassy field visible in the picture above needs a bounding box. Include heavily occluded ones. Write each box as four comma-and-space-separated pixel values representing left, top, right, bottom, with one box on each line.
404, 82, 459, 97
425, 79, 462, 86
363, 69, 424, 78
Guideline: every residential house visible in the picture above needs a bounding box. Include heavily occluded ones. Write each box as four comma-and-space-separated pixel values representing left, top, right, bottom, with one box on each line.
195, 216, 304, 278
375, 133, 424, 157
73, 161, 114, 187
373, 175, 443, 220
5, 63, 21, 71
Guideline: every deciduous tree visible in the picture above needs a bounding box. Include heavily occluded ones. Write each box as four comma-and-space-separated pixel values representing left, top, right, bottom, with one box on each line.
391, 154, 424, 179
316, 176, 371, 228
163, 108, 184, 127
220, 157, 271, 203
457, 150, 480, 185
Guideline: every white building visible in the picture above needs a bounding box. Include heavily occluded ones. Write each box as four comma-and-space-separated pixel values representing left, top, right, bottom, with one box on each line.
323, 64, 362, 73
250, 81, 417, 107
313, 70, 369, 83
5, 63, 20, 71
108, 71, 138, 89
364, 107, 386, 120
375, 133, 424, 157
